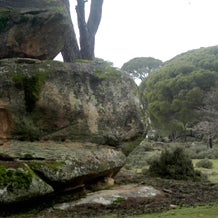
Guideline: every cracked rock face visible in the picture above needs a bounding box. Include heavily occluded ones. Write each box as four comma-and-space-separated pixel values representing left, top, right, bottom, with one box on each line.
0, 0, 70, 59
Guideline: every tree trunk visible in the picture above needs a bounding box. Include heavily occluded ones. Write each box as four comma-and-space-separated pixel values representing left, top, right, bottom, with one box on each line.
76, 0, 92, 59
207, 132, 213, 149
76, 0, 103, 60
61, 0, 80, 62
61, 0, 103, 61
87, 0, 103, 59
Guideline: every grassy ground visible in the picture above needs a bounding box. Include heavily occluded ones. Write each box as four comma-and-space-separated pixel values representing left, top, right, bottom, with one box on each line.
193, 159, 218, 183
100, 204, 218, 218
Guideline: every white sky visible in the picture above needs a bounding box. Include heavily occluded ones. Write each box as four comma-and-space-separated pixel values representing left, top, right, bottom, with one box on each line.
56, 0, 218, 68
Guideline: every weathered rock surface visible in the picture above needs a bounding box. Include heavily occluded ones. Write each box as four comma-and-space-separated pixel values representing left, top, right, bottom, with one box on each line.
0, 58, 143, 145
0, 141, 126, 204
0, 58, 143, 206
0, 162, 53, 204
0, 0, 70, 59
54, 184, 161, 209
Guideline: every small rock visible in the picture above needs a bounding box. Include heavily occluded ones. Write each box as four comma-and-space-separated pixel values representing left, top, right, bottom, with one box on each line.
170, 204, 177, 209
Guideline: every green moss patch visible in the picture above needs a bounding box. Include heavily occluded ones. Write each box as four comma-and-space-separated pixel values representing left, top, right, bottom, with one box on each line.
0, 164, 32, 192
30, 161, 65, 172
93, 66, 122, 80
10, 71, 49, 112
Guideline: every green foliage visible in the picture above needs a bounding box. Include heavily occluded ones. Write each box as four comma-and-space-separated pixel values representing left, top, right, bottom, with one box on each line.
121, 57, 163, 81
196, 159, 213, 169
195, 87, 218, 140
0, 164, 32, 192
74, 59, 95, 64
30, 161, 65, 173
75, 57, 122, 80
141, 46, 218, 138
113, 197, 124, 204
149, 146, 204, 181
93, 66, 122, 80
121, 137, 144, 156
186, 144, 218, 159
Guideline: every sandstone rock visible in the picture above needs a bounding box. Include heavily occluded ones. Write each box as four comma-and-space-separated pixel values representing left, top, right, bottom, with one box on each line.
0, 58, 143, 145
0, 0, 70, 59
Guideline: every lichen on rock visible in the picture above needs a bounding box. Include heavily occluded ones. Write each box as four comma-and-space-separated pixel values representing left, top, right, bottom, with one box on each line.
0, 162, 53, 204
0, 58, 144, 145
0, 0, 71, 59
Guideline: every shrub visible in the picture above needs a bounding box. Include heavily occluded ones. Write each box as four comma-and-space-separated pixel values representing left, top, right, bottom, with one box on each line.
196, 159, 213, 169
121, 137, 143, 156
149, 146, 204, 181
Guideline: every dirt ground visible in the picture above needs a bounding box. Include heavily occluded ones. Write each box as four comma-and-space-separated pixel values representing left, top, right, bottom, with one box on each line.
5, 168, 218, 218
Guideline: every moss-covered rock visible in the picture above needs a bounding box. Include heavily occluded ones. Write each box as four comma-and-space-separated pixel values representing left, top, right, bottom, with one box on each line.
0, 0, 70, 59
0, 162, 53, 204
0, 141, 125, 205
0, 58, 144, 145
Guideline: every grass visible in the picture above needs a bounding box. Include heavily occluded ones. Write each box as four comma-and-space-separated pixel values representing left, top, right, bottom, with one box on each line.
99, 204, 218, 218
193, 159, 218, 183
136, 204, 218, 218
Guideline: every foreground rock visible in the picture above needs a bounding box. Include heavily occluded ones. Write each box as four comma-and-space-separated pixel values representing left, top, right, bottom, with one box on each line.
0, 141, 126, 204
54, 184, 161, 209
0, 58, 143, 145
0, 0, 70, 59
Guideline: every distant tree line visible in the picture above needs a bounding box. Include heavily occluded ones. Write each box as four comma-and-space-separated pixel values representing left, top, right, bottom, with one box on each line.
136, 46, 218, 144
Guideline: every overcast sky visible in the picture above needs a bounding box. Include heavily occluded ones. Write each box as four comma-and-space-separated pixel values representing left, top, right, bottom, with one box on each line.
56, 0, 218, 68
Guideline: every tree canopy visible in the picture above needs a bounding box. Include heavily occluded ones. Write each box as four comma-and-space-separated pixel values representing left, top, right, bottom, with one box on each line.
121, 57, 162, 81
61, 0, 104, 62
140, 46, 218, 140
195, 87, 218, 147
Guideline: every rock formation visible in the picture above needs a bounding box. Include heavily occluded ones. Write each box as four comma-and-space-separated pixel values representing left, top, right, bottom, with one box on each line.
0, 0, 144, 209
0, 0, 70, 59
0, 58, 143, 145
0, 58, 143, 206
0, 141, 125, 205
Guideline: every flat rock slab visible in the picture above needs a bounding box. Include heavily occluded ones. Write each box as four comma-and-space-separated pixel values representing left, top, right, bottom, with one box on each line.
0, 141, 126, 204
54, 184, 161, 209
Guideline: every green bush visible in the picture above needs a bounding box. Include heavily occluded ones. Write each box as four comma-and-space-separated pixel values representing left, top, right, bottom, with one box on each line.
187, 146, 218, 159
196, 159, 213, 169
121, 137, 143, 156
149, 146, 204, 181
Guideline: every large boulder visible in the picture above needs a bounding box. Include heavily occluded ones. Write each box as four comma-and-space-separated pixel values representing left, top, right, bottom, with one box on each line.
0, 141, 126, 205
0, 0, 70, 59
0, 58, 144, 145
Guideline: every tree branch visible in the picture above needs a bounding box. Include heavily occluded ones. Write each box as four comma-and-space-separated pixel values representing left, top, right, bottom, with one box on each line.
87, 0, 103, 35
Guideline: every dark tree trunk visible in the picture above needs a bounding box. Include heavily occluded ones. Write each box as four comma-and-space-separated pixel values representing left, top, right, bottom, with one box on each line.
61, 0, 103, 62
61, 0, 80, 62
76, 0, 92, 59
207, 133, 213, 149
87, 0, 103, 59
76, 0, 103, 60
